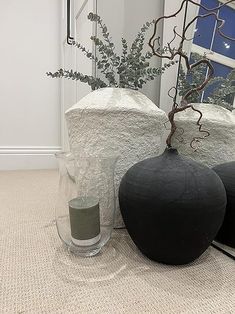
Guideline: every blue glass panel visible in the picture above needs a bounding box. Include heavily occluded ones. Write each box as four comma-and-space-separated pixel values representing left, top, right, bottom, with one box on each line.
200, 0, 219, 9
212, 5, 235, 58
203, 61, 232, 100
211, 61, 231, 78
193, 0, 219, 49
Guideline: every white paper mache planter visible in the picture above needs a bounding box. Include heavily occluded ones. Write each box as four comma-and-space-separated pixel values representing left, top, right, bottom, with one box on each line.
65, 87, 167, 228
172, 103, 235, 167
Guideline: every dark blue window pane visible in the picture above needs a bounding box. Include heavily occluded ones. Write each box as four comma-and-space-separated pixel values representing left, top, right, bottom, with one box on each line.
212, 5, 235, 58
199, 0, 219, 9
203, 61, 232, 100
193, 0, 219, 49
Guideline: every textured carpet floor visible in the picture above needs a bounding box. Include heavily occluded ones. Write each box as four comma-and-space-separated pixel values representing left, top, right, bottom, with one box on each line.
0, 170, 235, 313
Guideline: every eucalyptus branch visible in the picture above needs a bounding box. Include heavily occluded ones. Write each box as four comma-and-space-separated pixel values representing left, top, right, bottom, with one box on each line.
71, 40, 98, 62
90, 35, 118, 86
88, 13, 119, 86
139, 61, 178, 87
123, 20, 156, 88
131, 20, 156, 55
48, 13, 173, 91
118, 38, 128, 87
46, 69, 107, 90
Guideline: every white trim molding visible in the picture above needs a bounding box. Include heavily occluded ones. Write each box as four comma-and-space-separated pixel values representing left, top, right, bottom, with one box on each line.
0, 146, 61, 155
191, 44, 235, 69
219, 0, 235, 10
0, 146, 62, 170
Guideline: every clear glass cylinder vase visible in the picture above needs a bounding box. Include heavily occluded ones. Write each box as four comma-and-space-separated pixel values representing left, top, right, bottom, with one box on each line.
55, 152, 118, 257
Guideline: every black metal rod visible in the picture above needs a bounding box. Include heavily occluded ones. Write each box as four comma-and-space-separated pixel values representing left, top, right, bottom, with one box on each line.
67, 0, 74, 45
212, 243, 235, 261
173, 0, 189, 107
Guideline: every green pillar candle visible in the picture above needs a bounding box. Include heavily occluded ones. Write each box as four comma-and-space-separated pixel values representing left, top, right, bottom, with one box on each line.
69, 197, 101, 246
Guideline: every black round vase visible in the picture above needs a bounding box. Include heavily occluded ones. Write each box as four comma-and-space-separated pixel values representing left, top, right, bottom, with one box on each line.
119, 148, 227, 265
213, 161, 235, 248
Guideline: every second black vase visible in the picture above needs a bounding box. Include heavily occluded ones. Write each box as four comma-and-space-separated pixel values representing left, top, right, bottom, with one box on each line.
119, 148, 227, 265
213, 161, 235, 248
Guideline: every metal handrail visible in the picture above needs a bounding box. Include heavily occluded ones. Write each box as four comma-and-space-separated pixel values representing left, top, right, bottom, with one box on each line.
67, 0, 74, 45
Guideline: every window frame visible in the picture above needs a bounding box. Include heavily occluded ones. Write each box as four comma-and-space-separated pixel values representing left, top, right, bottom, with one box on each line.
219, 0, 235, 10
191, 0, 235, 107
160, 0, 235, 111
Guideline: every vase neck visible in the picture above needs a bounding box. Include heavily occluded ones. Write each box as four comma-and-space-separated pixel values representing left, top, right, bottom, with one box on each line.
164, 147, 178, 155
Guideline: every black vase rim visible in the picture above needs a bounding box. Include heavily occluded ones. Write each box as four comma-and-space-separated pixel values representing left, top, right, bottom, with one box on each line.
164, 147, 178, 154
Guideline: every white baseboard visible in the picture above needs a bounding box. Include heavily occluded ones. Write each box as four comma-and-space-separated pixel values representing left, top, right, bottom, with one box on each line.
0, 146, 62, 170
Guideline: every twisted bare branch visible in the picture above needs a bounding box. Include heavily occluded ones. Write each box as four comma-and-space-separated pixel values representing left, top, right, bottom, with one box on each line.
149, 0, 235, 148
190, 106, 210, 150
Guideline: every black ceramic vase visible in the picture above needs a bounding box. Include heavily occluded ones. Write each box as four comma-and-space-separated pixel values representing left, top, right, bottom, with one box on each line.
119, 148, 227, 265
213, 161, 235, 248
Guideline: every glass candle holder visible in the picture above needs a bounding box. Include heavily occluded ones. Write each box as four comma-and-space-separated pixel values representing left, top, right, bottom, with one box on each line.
55, 152, 118, 257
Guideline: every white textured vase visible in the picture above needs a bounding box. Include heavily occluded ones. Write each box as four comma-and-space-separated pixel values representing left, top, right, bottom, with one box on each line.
65, 87, 167, 227
172, 103, 235, 167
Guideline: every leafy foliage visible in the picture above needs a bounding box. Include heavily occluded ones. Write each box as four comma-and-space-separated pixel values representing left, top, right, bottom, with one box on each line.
178, 53, 235, 111
47, 13, 177, 90
47, 69, 107, 90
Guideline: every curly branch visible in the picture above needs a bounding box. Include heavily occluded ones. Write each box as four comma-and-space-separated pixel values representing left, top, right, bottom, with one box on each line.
149, 0, 235, 60
175, 127, 186, 144
190, 106, 210, 150
166, 105, 192, 147
182, 59, 214, 103
166, 105, 210, 148
149, 0, 235, 148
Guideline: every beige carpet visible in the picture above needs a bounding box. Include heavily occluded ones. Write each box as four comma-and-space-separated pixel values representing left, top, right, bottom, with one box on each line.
0, 170, 235, 313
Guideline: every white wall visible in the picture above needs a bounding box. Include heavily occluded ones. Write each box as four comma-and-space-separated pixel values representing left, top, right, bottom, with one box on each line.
0, 0, 61, 170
